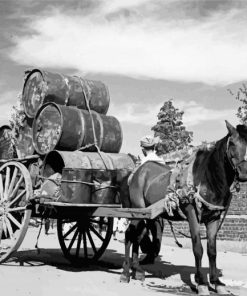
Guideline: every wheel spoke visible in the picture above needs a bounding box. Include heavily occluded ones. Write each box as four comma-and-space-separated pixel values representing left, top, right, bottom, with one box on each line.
67, 228, 79, 253
9, 175, 24, 200
7, 168, 18, 197
9, 189, 26, 207
63, 223, 77, 239
2, 216, 8, 237
86, 229, 97, 254
76, 231, 82, 258
4, 167, 10, 200
0, 173, 4, 201
82, 230, 88, 259
8, 206, 26, 212
89, 224, 104, 241
4, 216, 14, 239
0, 218, 3, 243
7, 213, 22, 229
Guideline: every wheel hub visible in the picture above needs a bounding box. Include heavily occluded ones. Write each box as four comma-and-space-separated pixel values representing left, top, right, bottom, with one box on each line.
0, 201, 8, 216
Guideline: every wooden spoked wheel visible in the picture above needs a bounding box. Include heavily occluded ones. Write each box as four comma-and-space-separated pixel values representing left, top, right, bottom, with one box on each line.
0, 161, 32, 263
57, 216, 113, 266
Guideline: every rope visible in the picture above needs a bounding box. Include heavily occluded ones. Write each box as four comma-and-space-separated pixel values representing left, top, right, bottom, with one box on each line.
77, 77, 109, 171
37, 175, 118, 189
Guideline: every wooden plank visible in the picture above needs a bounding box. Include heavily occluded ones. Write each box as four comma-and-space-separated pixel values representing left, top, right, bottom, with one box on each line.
41, 198, 168, 220
42, 201, 121, 208
149, 199, 166, 219
91, 207, 152, 219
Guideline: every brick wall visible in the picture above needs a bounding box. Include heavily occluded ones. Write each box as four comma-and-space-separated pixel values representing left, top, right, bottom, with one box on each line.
164, 186, 247, 241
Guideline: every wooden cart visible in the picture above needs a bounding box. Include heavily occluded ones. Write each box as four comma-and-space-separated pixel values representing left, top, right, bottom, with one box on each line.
0, 156, 166, 266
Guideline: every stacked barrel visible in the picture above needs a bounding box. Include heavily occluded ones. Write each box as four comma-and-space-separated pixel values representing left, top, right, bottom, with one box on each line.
16, 68, 134, 205
19, 68, 122, 156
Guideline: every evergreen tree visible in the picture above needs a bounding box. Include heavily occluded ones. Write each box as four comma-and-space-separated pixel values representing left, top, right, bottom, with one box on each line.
151, 100, 193, 155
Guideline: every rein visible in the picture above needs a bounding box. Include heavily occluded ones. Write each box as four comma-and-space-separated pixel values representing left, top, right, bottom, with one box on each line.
226, 136, 247, 175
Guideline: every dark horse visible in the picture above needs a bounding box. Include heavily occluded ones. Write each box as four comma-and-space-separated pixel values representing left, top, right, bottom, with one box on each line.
121, 121, 247, 295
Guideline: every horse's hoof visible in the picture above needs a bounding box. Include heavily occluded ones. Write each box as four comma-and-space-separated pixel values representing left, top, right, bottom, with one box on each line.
197, 285, 210, 296
120, 273, 130, 283
215, 285, 230, 295
133, 270, 145, 282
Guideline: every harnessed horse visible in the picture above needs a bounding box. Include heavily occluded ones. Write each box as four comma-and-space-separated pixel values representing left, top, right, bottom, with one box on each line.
120, 121, 247, 295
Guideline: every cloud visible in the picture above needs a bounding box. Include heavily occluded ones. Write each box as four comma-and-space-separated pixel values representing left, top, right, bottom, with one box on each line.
175, 100, 239, 127
108, 100, 238, 128
108, 102, 161, 126
6, 0, 247, 85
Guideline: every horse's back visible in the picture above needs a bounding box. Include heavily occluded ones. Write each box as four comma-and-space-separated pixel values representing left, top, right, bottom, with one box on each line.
128, 161, 171, 208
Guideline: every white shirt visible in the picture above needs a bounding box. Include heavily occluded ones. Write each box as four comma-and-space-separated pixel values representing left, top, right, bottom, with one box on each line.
141, 151, 165, 165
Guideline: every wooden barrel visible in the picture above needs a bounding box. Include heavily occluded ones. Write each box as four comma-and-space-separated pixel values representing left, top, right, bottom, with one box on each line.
32, 103, 123, 155
22, 69, 110, 118
15, 117, 35, 158
0, 125, 15, 159
42, 150, 135, 205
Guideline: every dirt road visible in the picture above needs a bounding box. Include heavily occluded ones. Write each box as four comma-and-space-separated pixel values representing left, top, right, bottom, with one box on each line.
0, 226, 246, 296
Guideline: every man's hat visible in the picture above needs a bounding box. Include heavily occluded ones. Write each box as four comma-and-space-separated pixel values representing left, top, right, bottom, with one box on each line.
140, 135, 156, 148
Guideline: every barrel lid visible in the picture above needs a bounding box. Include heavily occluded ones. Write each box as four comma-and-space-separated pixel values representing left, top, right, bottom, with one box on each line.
22, 69, 46, 118
32, 103, 63, 155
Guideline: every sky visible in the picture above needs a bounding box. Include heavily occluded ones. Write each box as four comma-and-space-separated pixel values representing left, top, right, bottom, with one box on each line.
0, 0, 247, 156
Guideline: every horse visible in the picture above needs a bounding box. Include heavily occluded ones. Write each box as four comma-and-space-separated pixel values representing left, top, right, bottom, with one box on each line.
120, 121, 247, 296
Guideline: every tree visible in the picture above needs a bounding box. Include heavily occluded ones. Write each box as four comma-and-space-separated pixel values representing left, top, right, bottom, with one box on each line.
228, 83, 247, 123
151, 100, 193, 155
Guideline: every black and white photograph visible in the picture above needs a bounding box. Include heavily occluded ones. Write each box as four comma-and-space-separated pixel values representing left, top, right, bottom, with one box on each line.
0, 1, 246, 295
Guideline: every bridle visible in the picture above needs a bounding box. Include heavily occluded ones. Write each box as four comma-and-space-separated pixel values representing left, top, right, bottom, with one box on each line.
226, 136, 247, 177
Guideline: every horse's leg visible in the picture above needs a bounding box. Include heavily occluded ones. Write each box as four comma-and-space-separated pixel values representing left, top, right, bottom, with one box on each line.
150, 216, 164, 258
206, 219, 229, 295
131, 219, 147, 281
184, 204, 209, 296
141, 216, 164, 264
120, 222, 134, 283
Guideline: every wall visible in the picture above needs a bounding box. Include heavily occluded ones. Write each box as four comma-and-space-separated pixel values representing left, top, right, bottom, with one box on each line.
163, 186, 247, 241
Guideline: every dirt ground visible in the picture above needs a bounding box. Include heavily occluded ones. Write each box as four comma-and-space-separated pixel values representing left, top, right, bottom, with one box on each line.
0, 226, 247, 296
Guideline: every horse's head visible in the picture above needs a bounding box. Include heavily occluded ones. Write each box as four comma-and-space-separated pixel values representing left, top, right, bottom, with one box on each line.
226, 120, 247, 181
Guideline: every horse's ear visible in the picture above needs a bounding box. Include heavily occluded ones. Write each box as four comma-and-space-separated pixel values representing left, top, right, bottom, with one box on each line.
225, 120, 238, 137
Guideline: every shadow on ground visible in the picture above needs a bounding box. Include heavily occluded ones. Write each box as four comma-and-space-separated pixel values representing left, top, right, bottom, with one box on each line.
2, 246, 227, 295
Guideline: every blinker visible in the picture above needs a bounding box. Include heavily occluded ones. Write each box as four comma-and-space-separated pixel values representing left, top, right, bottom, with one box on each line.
235, 181, 241, 192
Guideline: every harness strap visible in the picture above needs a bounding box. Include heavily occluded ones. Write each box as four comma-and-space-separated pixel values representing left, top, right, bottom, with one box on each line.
194, 184, 225, 211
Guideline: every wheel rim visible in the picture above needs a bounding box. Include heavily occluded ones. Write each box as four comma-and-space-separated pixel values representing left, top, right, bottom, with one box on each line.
0, 161, 32, 263
57, 216, 113, 265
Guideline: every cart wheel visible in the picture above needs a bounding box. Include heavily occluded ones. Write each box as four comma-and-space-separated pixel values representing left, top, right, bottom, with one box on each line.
57, 216, 113, 266
0, 161, 32, 263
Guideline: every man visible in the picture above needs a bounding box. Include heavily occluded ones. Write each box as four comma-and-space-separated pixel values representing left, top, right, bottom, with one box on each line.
139, 135, 165, 264
140, 135, 164, 164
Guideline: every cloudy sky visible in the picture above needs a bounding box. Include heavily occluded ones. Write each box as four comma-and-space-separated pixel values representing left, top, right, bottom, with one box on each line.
0, 0, 247, 156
